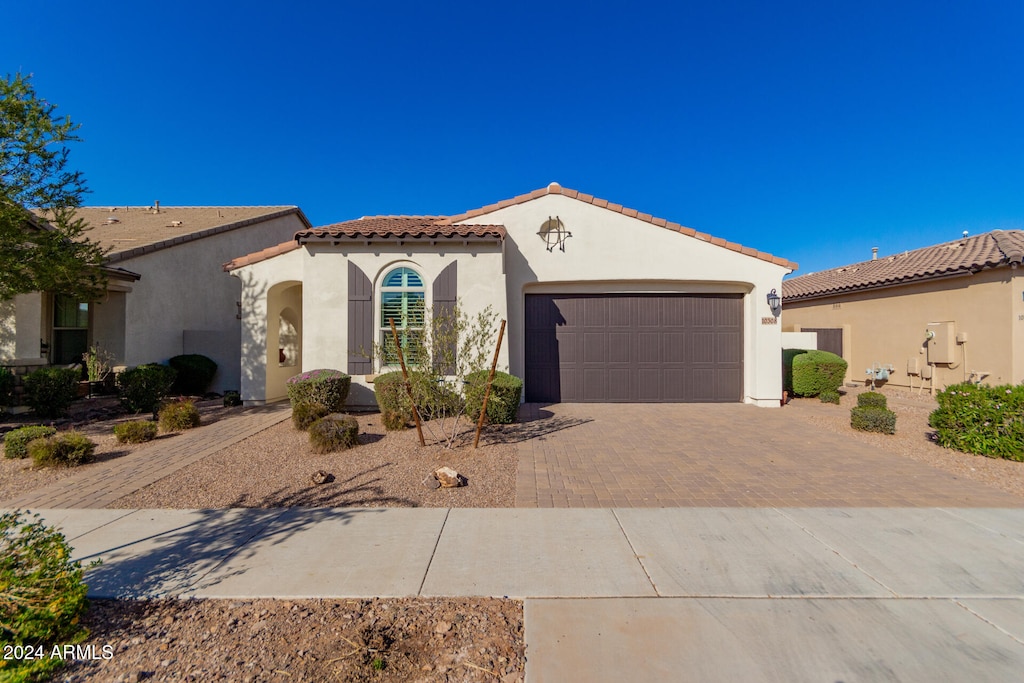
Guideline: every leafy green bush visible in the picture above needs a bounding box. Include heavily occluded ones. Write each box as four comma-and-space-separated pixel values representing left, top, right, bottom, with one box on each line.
0, 366, 15, 408
286, 369, 351, 412
309, 414, 360, 453
792, 350, 847, 398
851, 406, 897, 434
292, 402, 330, 431
113, 420, 158, 444
117, 363, 177, 414
168, 354, 218, 395
158, 400, 201, 432
373, 371, 414, 429
929, 382, 1024, 460
818, 389, 841, 405
465, 371, 523, 424
781, 349, 808, 395
28, 431, 96, 467
23, 367, 79, 418
0, 511, 94, 682
4, 426, 57, 459
223, 390, 242, 407
857, 392, 888, 409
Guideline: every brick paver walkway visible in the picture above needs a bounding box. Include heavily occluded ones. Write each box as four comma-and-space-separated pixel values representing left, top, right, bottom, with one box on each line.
514, 403, 1024, 508
3, 404, 291, 509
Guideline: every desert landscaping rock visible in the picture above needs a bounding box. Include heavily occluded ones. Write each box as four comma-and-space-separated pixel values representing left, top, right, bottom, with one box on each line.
311, 469, 333, 485
435, 466, 465, 488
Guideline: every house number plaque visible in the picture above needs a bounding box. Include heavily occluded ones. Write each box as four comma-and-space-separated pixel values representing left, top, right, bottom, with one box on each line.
761, 317, 778, 325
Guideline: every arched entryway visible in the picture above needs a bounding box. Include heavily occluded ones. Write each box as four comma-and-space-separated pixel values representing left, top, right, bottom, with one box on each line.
266, 281, 302, 401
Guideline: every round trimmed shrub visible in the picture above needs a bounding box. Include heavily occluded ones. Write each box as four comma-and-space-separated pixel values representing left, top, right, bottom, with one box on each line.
286, 369, 351, 412
29, 431, 96, 467
23, 366, 80, 418
857, 391, 888, 409
168, 354, 218, 395
0, 511, 93, 682
158, 400, 201, 432
792, 350, 848, 398
223, 390, 242, 407
292, 401, 330, 431
309, 414, 360, 454
114, 420, 158, 444
465, 370, 523, 424
117, 363, 177, 414
929, 382, 1024, 460
373, 371, 413, 429
818, 389, 841, 405
851, 406, 897, 434
4, 425, 57, 459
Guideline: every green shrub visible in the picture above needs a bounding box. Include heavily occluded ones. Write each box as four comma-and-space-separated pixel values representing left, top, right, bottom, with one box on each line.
158, 400, 201, 432
792, 350, 847, 398
851, 406, 897, 434
223, 390, 242, 407
0, 366, 15, 408
0, 511, 94, 682
23, 367, 80, 418
292, 402, 330, 431
113, 420, 158, 444
308, 414, 360, 454
781, 349, 808, 394
857, 391, 888, 409
373, 371, 414, 428
818, 389, 841, 405
465, 371, 523, 424
168, 354, 218, 395
381, 410, 408, 431
929, 382, 1024, 460
286, 369, 351, 412
4, 426, 57, 459
117, 363, 177, 414
29, 431, 96, 467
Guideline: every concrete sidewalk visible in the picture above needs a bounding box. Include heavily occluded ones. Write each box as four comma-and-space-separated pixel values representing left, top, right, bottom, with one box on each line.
12, 506, 1024, 682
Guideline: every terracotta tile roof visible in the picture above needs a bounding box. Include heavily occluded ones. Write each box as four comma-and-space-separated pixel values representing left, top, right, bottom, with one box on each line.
442, 182, 798, 270
34, 206, 311, 264
783, 230, 1024, 302
295, 216, 507, 241
223, 240, 302, 272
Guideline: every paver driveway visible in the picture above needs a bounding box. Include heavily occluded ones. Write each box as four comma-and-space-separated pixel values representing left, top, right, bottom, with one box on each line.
513, 403, 1024, 507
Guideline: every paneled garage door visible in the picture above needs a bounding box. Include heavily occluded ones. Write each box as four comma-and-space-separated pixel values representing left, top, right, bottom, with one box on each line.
524, 293, 743, 403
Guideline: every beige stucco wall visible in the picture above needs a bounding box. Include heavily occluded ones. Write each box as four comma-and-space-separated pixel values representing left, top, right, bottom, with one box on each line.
233, 242, 508, 406
111, 213, 304, 392
0, 293, 44, 362
783, 267, 1021, 391
455, 194, 791, 406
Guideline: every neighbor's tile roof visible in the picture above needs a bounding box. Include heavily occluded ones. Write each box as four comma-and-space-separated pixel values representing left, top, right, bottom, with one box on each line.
34, 206, 311, 263
783, 230, 1024, 302
443, 182, 798, 270
296, 216, 507, 241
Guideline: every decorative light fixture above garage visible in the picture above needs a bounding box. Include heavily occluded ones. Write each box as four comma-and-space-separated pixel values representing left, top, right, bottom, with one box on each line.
538, 216, 571, 252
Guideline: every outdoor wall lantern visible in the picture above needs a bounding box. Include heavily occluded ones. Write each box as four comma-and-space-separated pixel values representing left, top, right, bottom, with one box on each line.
766, 288, 781, 313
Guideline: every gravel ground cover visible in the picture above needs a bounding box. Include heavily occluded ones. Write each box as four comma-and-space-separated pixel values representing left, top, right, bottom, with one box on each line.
109, 413, 520, 509
55, 597, 524, 683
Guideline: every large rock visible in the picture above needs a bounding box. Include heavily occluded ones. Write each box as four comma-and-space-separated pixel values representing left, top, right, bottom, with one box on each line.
434, 466, 465, 488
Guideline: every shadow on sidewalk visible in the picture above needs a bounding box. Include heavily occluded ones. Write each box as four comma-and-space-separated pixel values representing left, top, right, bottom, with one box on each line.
78, 507, 384, 598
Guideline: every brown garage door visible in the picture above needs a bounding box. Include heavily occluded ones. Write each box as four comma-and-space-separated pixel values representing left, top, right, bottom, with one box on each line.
524, 293, 743, 403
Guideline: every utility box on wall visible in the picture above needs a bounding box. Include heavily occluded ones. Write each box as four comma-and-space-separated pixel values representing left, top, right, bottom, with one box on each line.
926, 321, 956, 364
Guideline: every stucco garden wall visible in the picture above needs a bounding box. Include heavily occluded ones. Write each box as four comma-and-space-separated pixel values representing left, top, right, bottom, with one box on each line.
783, 267, 1021, 391
455, 194, 791, 406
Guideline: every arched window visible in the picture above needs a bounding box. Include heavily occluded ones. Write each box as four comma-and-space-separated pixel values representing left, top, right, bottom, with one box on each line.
380, 266, 425, 365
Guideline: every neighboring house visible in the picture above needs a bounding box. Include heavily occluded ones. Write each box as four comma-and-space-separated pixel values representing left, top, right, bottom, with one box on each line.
782, 230, 1024, 392
0, 205, 311, 393
225, 183, 796, 407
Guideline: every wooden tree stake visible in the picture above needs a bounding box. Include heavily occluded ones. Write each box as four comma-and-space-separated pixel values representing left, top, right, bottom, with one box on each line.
473, 319, 506, 449
390, 317, 425, 447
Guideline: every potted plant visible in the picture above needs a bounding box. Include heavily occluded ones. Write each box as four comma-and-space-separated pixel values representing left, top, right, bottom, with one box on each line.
82, 344, 115, 397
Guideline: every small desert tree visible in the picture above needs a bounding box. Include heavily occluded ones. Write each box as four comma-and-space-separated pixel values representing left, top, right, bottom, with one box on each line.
377, 302, 502, 448
0, 72, 107, 302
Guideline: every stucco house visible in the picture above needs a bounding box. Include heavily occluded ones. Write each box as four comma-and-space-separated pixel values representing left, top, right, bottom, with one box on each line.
1, 205, 310, 392
782, 230, 1024, 392
225, 183, 796, 407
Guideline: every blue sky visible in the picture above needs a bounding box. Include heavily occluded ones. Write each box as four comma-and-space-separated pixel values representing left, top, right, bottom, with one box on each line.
4, 0, 1022, 275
